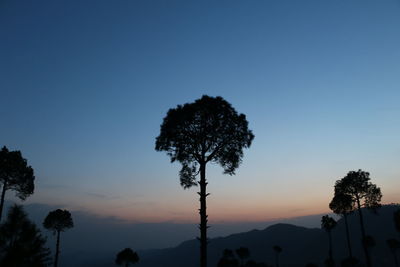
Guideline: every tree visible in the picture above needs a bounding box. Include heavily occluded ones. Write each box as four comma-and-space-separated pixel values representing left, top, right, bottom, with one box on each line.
272, 245, 282, 267
333, 170, 381, 267
217, 249, 239, 267
387, 238, 400, 267
115, 248, 139, 267
394, 209, 400, 237
0, 204, 51, 266
0, 146, 35, 221
236, 247, 250, 266
155, 95, 254, 267
43, 209, 74, 267
321, 215, 337, 266
329, 192, 355, 258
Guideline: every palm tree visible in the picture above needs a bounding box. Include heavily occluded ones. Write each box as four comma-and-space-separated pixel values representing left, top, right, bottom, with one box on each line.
329, 192, 355, 259
387, 238, 400, 267
115, 248, 139, 267
321, 215, 337, 266
155, 95, 254, 267
272, 245, 282, 267
333, 169, 381, 267
43, 209, 74, 267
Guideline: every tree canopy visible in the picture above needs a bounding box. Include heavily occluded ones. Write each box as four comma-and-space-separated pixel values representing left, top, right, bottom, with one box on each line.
115, 248, 139, 266
0, 146, 35, 221
155, 95, 254, 188
43, 209, 74, 234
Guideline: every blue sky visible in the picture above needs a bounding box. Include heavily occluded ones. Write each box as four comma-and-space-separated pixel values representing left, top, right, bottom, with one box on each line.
1, 0, 399, 222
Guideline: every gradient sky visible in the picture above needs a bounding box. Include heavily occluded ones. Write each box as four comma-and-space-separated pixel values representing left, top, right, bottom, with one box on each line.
1, 0, 399, 224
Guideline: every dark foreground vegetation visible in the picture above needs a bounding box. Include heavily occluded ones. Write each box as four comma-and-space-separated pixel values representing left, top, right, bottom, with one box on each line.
1, 96, 399, 267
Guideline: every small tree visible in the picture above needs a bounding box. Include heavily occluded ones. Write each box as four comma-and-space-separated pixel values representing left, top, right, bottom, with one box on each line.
155, 95, 254, 267
43, 209, 74, 267
333, 169, 381, 267
321, 215, 337, 266
0, 204, 51, 266
115, 248, 139, 267
0, 146, 35, 221
272, 245, 282, 267
387, 238, 400, 267
236, 247, 250, 266
329, 192, 355, 258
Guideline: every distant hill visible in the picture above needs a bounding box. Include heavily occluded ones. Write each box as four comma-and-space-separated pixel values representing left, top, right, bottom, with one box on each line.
138, 204, 400, 267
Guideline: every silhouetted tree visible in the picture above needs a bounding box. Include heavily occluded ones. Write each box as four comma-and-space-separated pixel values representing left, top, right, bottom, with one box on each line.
334, 169, 381, 267
330, 192, 355, 258
236, 247, 250, 266
115, 248, 139, 267
0, 204, 51, 266
218, 249, 239, 267
155, 95, 254, 267
387, 238, 400, 267
321, 215, 337, 266
0, 146, 35, 221
272, 245, 282, 267
394, 209, 400, 237
43, 209, 73, 267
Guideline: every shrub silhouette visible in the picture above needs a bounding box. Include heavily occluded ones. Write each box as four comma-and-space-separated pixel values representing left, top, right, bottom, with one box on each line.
43, 209, 73, 267
0, 204, 51, 266
155, 95, 254, 267
0, 146, 35, 221
115, 248, 139, 267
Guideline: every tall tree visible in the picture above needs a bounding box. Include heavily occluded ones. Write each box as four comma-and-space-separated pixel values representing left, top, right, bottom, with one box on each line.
43, 209, 74, 267
0, 146, 35, 221
333, 169, 382, 267
115, 248, 139, 267
387, 238, 400, 267
321, 215, 337, 266
0, 204, 51, 266
155, 95, 254, 267
272, 245, 282, 267
329, 192, 355, 258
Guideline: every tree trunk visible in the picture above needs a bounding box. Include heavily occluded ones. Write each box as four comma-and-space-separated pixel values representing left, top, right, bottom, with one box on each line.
356, 197, 372, 267
328, 231, 333, 261
55, 230, 61, 267
198, 162, 208, 267
0, 180, 7, 222
344, 213, 353, 259
276, 252, 280, 267
393, 250, 399, 267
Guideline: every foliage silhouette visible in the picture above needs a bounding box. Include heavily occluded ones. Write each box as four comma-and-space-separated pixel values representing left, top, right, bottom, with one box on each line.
329, 192, 355, 259
321, 215, 336, 266
236, 247, 250, 266
43, 209, 74, 267
0, 146, 35, 221
333, 169, 381, 267
0, 204, 50, 266
217, 249, 239, 267
394, 209, 400, 236
155, 95, 254, 267
115, 248, 139, 267
387, 238, 400, 267
272, 245, 282, 267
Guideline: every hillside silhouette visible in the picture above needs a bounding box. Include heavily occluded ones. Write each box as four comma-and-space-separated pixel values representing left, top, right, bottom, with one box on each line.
138, 205, 399, 267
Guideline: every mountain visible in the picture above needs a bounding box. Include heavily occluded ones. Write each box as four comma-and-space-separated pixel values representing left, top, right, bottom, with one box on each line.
138, 204, 400, 267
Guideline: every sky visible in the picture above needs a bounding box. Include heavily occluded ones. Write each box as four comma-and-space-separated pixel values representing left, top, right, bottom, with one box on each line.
1, 0, 400, 224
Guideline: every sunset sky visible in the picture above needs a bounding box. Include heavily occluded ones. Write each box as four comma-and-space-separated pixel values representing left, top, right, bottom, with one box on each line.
1, 0, 399, 224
